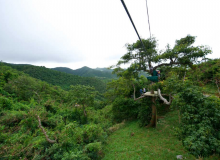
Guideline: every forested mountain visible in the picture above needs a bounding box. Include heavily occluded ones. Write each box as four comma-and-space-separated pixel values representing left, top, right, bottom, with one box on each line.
95, 67, 113, 72
51, 67, 77, 75
4, 63, 106, 93
52, 66, 117, 79
0, 63, 110, 159
52, 66, 150, 79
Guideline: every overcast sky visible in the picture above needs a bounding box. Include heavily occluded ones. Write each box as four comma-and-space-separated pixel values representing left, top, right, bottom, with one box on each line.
0, 0, 219, 69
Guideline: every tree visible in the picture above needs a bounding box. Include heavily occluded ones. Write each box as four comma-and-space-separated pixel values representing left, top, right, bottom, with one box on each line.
188, 59, 220, 95
113, 35, 211, 75
104, 77, 135, 103
111, 35, 212, 127
69, 85, 97, 117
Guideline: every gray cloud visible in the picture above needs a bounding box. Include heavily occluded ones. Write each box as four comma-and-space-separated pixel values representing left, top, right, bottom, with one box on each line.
0, 35, 84, 63
0, 0, 219, 69
0, 1, 84, 63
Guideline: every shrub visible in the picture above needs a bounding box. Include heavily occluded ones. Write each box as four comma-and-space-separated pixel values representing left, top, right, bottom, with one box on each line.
0, 110, 27, 127
0, 96, 12, 110
82, 124, 106, 143
84, 142, 103, 160
60, 122, 84, 144
94, 100, 107, 110
112, 97, 140, 122
12, 102, 30, 111
173, 85, 220, 157
138, 100, 152, 127
58, 106, 84, 125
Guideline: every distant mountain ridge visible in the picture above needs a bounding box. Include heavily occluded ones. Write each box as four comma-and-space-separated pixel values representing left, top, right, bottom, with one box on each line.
95, 67, 113, 72
52, 66, 117, 79
4, 63, 107, 93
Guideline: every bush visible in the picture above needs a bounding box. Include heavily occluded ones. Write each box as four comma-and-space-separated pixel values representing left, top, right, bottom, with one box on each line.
94, 100, 107, 110
0, 110, 27, 127
84, 142, 103, 160
173, 85, 220, 157
112, 97, 140, 122
58, 106, 84, 125
138, 100, 152, 127
60, 122, 84, 144
0, 96, 12, 110
12, 102, 30, 111
82, 124, 106, 143
0, 88, 10, 96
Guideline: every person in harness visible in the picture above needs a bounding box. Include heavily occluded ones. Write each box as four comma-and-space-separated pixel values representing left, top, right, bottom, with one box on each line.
147, 70, 160, 82
140, 88, 143, 95
157, 70, 160, 80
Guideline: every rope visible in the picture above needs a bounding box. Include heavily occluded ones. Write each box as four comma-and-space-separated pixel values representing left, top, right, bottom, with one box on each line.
120, 0, 147, 53
146, 0, 152, 38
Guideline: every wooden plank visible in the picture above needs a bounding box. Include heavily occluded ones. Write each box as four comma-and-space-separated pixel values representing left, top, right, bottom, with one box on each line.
135, 91, 158, 101
143, 91, 158, 97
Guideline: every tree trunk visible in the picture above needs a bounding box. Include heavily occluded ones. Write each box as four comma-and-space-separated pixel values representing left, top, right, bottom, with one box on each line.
83, 105, 87, 117
183, 71, 186, 82
146, 97, 157, 128
151, 89, 154, 94
150, 82, 154, 94
216, 79, 220, 96
132, 83, 136, 100
178, 110, 181, 124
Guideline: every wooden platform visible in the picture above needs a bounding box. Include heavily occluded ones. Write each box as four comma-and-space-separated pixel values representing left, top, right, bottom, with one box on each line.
135, 91, 158, 100
143, 91, 158, 97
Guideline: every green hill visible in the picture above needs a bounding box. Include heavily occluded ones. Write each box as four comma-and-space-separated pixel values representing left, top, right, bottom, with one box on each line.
52, 66, 117, 79
0, 63, 110, 159
95, 67, 113, 73
4, 63, 106, 93
51, 67, 77, 75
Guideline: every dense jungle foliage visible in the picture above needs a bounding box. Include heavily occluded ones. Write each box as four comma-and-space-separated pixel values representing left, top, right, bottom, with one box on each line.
1, 58, 220, 159
0, 64, 112, 159
4, 63, 107, 94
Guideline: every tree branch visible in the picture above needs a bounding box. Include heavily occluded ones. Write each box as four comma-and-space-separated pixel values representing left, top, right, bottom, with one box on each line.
132, 83, 136, 100
153, 62, 180, 70
215, 79, 220, 95
36, 115, 57, 144
134, 95, 146, 101
183, 71, 186, 82
157, 89, 171, 105
33, 91, 41, 103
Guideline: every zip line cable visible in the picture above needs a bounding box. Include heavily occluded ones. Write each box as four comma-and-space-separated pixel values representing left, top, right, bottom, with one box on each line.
146, 0, 152, 70
146, 0, 152, 39
120, 0, 147, 53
